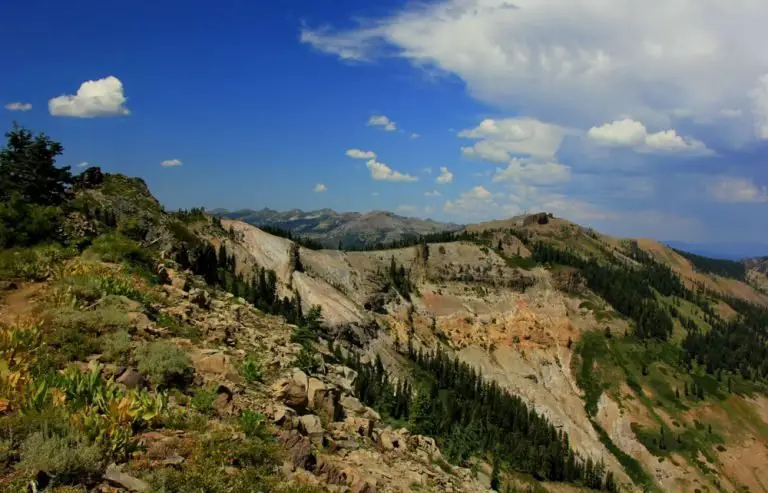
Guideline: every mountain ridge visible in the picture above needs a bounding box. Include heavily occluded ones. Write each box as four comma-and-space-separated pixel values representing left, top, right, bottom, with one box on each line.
212, 207, 463, 248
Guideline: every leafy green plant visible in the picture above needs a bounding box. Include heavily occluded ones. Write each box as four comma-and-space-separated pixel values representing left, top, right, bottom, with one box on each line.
242, 355, 263, 383
238, 410, 268, 439
191, 387, 217, 415
135, 342, 191, 389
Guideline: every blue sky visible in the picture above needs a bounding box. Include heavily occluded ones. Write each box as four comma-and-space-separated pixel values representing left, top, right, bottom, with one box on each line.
2, 0, 768, 246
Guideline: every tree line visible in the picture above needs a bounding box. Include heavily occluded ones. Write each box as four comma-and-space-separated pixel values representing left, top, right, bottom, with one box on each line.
531, 242, 675, 340
176, 242, 305, 325
341, 344, 618, 491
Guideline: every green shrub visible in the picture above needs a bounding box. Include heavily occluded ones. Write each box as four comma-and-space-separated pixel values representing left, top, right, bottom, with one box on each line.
294, 345, 320, 375
101, 331, 132, 363
16, 429, 103, 486
0, 195, 64, 248
238, 410, 268, 439
146, 434, 280, 493
191, 387, 217, 415
242, 355, 263, 383
136, 342, 191, 388
46, 305, 131, 362
0, 438, 14, 466
0, 244, 75, 281
84, 233, 151, 267
63, 271, 143, 303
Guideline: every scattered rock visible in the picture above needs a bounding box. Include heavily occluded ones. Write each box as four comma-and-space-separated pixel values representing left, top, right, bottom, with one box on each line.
192, 351, 236, 376
272, 376, 309, 410
103, 463, 150, 492
298, 414, 325, 445
280, 431, 317, 471
116, 368, 141, 389
340, 396, 365, 416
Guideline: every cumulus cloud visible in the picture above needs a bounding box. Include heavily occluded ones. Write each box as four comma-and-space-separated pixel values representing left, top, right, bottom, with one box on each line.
4, 102, 31, 111
365, 158, 418, 182
435, 166, 454, 184
424, 190, 441, 197
708, 176, 768, 203
161, 159, 183, 167
77, 161, 89, 168
314, 183, 328, 193
492, 159, 571, 185
459, 118, 566, 161
301, 0, 768, 139
367, 115, 396, 131
346, 148, 377, 159
587, 119, 713, 155
444, 186, 495, 216
49, 76, 130, 118
397, 204, 418, 213
421, 167, 432, 175
411, 132, 420, 139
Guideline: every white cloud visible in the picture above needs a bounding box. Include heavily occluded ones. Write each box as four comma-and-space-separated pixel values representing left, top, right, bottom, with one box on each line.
314, 183, 328, 193
397, 204, 418, 213
372, 192, 380, 197
76, 161, 89, 168
368, 115, 397, 131
459, 118, 566, 161
708, 176, 768, 203
346, 148, 377, 160
492, 159, 571, 185
161, 159, 183, 167
436, 166, 454, 184
366, 158, 418, 182
444, 186, 495, 216
421, 167, 432, 175
411, 132, 420, 139
4, 102, 31, 111
424, 190, 442, 197
302, 0, 768, 140
587, 118, 713, 156
49, 76, 130, 118
720, 108, 743, 119
750, 75, 768, 139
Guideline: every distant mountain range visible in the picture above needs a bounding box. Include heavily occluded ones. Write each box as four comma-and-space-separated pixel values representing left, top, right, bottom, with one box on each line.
210, 207, 463, 248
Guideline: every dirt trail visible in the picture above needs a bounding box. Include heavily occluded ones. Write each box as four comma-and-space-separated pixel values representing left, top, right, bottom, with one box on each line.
0, 283, 44, 325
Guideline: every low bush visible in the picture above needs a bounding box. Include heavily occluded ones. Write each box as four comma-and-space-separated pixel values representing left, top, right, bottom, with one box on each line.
44, 305, 130, 362
0, 244, 75, 281
16, 429, 103, 486
84, 233, 152, 268
146, 434, 281, 493
242, 354, 263, 383
136, 342, 191, 388
100, 331, 132, 364
238, 410, 268, 439
190, 387, 217, 415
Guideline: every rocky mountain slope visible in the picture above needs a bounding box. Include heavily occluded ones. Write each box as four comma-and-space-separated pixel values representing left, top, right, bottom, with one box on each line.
212, 207, 462, 249
4, 140, 768, 492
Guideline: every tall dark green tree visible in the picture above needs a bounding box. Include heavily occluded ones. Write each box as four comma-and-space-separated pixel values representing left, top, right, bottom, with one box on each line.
0, 122, 72, 205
